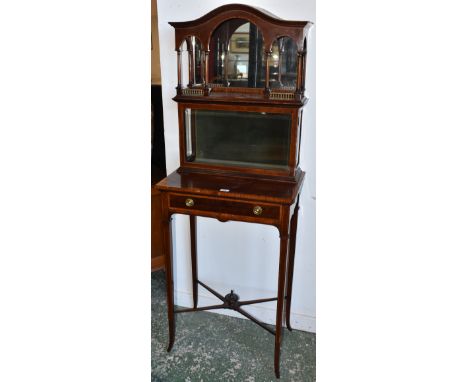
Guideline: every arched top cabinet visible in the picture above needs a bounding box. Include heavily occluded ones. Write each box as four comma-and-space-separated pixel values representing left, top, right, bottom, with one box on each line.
157, 8, 312, 379
169, 4, 312, 182
170, 4, 312, 102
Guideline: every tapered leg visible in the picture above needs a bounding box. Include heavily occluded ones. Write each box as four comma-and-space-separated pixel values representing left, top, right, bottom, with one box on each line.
190, 215, 198, 308
286, 198, 300, 331
161, 196, 175, 352
274, 219, 291, 379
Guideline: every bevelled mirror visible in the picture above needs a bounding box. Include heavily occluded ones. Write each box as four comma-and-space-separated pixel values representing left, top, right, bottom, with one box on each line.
269, 37, 298, 89
180, 36, 203, 87
191, 37, 203, 85
208, 18, 265, 88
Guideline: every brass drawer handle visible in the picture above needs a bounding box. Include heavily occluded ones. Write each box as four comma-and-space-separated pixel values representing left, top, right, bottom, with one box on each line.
253, 206, 263, 216
185, 198, 195, 207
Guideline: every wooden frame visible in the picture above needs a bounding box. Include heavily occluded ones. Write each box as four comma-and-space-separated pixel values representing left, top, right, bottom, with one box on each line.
153, 4, 312, 379
170, 3, 312, 97
177, 102, 302, 181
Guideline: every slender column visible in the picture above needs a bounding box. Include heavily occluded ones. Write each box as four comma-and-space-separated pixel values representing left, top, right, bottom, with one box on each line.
187, 38, 194, 87
161, 195, 175, 352
274, 213, 291, 379
190, 215, 198, 308
295, 50, 305, 98
176, 49, 182, 94
191, 37, 197, 85
204, 50, 210, 95
264, 50, 272, 97
286, 196, 300, 331
301, 50, 307, 92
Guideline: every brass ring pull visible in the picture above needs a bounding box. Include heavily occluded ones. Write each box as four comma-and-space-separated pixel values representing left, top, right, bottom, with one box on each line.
253, 206, 263, 216
185, 198, 195, 207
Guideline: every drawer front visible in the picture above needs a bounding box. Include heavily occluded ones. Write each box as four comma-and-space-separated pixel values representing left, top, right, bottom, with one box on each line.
169, 194, 280, 220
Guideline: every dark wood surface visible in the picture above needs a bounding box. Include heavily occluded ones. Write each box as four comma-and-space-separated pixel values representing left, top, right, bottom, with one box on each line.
170, 194, 280, 219
155, 170, 305, 205
169, 4, 312, 53
169, 5, 312, 182
161, 4, 311, 378
174, 101, 303, 181
173, 91, 308, 107
156, 171, 303, 378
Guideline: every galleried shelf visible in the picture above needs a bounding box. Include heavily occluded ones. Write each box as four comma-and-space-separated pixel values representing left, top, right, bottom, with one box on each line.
154, 4, 312, 379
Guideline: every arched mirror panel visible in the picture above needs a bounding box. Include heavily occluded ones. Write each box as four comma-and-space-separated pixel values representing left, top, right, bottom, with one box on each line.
269, 37, 298, 89
179, 37, 203, 87
191, 37, 203, 85
208, 18, 265, 88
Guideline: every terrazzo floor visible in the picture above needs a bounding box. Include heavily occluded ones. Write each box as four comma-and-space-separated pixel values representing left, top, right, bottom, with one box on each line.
151, 271, 315, 381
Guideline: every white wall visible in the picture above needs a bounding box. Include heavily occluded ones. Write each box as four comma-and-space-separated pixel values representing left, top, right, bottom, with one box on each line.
157, 0, 316, 332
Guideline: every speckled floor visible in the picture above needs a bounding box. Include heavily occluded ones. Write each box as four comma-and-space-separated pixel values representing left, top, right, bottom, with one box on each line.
151, 271, 315, 381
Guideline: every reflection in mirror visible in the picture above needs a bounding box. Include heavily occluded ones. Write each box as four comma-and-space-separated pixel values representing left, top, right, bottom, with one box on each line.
208, 19, 265, 88
269, 37, 297, 89
183, 37, 203, 86
192, 37, 203, 85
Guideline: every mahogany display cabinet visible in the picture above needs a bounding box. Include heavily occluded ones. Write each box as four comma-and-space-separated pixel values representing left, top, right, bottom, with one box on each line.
153, 4, 312, 378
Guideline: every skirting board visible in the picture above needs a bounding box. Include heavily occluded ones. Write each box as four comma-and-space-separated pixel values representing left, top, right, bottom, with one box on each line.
175, 288, 316, 333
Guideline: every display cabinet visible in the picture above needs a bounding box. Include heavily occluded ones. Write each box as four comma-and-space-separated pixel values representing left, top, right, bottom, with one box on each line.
153, 4, 312, 378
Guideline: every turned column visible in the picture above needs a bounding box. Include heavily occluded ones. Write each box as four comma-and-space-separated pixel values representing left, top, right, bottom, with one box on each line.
176, 49, 182, 95
264, 49, 272, 97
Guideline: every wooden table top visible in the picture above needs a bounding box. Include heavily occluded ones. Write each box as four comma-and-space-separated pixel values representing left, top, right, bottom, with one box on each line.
154, 170, 304, 205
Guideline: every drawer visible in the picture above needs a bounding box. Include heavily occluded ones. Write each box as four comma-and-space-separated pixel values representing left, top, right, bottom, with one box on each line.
169, 194, 280, 220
